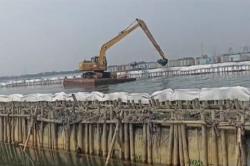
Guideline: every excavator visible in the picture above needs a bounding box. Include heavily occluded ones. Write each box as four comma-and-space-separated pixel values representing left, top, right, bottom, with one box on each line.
79, 18, 168, 79
63, 18, 168, 87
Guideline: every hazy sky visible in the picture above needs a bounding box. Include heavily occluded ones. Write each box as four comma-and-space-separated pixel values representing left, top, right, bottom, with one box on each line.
0, 0, 250, 76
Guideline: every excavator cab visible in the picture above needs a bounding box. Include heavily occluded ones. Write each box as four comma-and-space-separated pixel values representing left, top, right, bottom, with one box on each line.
91, 56, 98, 63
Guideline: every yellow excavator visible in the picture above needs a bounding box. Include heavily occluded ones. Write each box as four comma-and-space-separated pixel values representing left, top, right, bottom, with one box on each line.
79, 18, 168, 78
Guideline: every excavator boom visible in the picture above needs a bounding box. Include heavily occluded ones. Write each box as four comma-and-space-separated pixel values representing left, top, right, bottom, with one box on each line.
79, 18, 168, 72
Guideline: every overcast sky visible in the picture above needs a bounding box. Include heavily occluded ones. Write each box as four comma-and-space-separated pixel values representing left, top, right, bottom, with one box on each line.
0, 0, 250, 76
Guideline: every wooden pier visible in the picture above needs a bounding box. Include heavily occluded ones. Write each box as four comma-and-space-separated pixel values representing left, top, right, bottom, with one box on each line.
0, 99, 249, 166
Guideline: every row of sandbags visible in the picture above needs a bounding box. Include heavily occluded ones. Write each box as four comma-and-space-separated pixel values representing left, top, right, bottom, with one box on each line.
0, 86, 249, 103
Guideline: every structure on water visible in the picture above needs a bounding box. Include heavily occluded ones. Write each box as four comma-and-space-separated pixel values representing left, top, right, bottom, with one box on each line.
0, 97, 249, 166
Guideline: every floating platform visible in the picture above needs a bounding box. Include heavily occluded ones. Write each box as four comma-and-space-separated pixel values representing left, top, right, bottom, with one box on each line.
63, 77, 136, 87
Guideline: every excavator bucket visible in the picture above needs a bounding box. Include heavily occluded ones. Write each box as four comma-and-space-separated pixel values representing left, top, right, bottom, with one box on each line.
157, 58, 168, 66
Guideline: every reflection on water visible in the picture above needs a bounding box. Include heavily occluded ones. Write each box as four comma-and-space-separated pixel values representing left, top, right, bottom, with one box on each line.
0, 143, 148, 166
1, 71, 250, 95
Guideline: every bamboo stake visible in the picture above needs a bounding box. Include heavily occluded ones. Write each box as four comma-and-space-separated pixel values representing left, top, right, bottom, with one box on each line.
84, 123, 89, 154
23, 116, 35, 152
178, 125, 184, 166
118, 122, 124, 159
181, 125, 189, 166
89, 124, 93, 154
220, 112, 227, 166
0, 116, 3, 141
102, 122, 107, 157
96, 123, 101, 155
105, 120, 120, 166
39, 109, 44, 148
167, 124, 174, 165
201, 113, 207, 166
142, 123, 147, 163
211, 111, 218, 166
129, 123, 135, 161
147, 122, 152, 164
77, 123, 83, 153
173, 125, 179, 166
124, 123, 129, 160
240, 114, 247, 166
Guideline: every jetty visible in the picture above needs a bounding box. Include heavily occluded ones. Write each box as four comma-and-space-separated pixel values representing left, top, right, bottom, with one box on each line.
118, 61, 250, 79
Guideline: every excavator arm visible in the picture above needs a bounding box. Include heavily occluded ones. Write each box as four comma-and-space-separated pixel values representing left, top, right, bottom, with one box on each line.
79, 18, 168, 72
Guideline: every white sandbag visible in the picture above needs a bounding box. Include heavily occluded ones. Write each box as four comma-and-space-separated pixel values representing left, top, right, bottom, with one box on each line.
23, 93, 53, 102
127, 93, 150, 104
85, 91, 105, 101
52, 92, 72, 101
103, 92, 129, 102
172, 89, 200, 101
0, 95, 11, 102
151, 89, 173, 102
8, 94, 24, 102
200, 86, 250, 101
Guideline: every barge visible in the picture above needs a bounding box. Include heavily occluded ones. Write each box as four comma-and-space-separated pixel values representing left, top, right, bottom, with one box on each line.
63, 77, 136, 87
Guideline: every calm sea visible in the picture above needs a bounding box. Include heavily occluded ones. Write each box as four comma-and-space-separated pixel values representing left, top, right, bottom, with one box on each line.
0, 71, 249, 95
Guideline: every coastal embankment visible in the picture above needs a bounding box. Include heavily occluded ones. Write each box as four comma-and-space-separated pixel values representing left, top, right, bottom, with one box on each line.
0, 86, 249, 166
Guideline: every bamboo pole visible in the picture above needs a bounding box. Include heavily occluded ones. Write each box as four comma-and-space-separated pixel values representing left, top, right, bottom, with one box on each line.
89, 124, 93, 154
84, 123, 89, 154
147, 122, 152, 164
201, 113, 207, 166
96, 123, 101, 155
0, 116, 3, 141
39, 109, 44, 148
211, 111, 218, 166
65, 117, 70, 151
21, 111, 27, 144
142, 123, 147, 163
124, 123, 129, 160
173, 125, 179, 166
178, 125, 184, 166
167, 124, 174, 165
118, 122, 124, 159
23, 116, 35, 151
181, 125, 189, 166
108, 123, 113, 155
77, 123, 83, 153
220, 112, 227, 166
105, 121, 120, 166
240, 114, 247, 166
129, 123, 135, 161
102, 122, 107, 157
